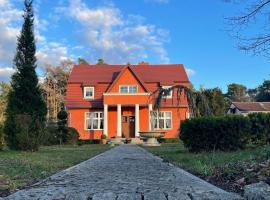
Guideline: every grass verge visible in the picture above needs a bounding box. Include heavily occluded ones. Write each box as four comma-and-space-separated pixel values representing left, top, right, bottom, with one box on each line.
0, 144, 110, 196
144, 142, 270, 194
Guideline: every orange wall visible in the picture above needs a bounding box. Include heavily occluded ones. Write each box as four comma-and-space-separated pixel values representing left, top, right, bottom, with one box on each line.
68, 106, 188, 139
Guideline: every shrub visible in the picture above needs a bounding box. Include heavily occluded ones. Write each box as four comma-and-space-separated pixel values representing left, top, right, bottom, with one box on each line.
100, 134, 106, 140
66, 127, 79, 145
248, 113, 270, 145
0, 124, 4, 150
15, 114, 44, 151
42, 122, 59, 146
180, 115, 251, 152
78, 139, 100, 145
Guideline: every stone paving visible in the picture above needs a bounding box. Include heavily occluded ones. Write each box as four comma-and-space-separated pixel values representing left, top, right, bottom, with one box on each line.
5, 145, 243, 200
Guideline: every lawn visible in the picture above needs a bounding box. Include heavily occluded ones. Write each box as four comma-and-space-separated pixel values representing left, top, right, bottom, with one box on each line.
0, 144, 111, 196
144, 142, 270, 194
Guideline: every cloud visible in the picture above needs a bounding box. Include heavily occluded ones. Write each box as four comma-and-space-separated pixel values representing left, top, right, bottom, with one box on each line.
0, 67, 15, 82
185, 68, 195, 77
64, 0, 170, 64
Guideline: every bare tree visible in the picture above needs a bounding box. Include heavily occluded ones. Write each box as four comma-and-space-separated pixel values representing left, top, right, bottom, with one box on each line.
226, 0, 270, 57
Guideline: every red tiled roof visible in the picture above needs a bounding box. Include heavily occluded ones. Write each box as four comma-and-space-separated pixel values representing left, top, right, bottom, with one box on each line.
232, 102, 270, 112
68, 64, 190, 85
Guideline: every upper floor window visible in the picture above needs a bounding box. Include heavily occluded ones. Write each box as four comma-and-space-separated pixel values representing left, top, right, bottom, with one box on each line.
84, 87, 94, 99
119, 85, 138, 93
162, 86, 173, 98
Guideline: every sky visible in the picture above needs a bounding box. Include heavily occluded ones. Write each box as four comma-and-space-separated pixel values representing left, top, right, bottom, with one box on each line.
0, 0, 269, 92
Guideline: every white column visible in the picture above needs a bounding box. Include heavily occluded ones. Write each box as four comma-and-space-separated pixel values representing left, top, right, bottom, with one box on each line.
117, 104, 122, 137
103, 104, 108, 136
135, 104, 140, 137
148, 104, 153, 131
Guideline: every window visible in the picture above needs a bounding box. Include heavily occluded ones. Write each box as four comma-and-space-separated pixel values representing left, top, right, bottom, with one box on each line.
85, 112, 103, 130
119, 85, 138, 93
162, 86, 173, 98
84, 87, 94, 99
152, 111, 172, 129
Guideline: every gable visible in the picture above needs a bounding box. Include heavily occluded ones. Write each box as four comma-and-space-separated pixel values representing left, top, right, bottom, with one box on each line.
107, 67, 148, 93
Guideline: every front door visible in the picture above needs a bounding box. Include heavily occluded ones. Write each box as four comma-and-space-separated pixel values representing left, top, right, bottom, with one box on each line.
122, 116, 135, 138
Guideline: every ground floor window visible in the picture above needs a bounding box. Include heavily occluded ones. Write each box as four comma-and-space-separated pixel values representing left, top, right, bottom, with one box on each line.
85, 112, 103, 130
152, 111, 172, 130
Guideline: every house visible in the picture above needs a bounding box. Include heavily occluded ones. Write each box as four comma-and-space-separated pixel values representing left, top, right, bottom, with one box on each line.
64, 63, 191, 140
227, 102, 270, 115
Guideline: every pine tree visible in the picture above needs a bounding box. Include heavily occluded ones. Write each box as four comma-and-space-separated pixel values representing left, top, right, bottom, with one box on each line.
4, 0, 47, 150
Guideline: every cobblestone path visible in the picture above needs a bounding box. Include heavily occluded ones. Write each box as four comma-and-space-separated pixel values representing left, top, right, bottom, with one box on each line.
5, 145, 242, 200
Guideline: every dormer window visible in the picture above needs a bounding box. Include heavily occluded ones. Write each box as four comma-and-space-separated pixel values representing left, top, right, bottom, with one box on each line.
84, 87, 94, 99
119, 85, 138, 93
162, 86, 173, 98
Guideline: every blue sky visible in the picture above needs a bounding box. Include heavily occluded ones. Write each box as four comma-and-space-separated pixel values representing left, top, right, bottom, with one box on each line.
0, 0, 269, 92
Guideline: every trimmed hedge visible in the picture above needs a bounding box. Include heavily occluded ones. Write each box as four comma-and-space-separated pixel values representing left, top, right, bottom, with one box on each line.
248, 113, 270, 145
180, 115, 251, 152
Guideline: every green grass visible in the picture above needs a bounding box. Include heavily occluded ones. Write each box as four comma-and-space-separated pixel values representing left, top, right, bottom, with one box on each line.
144, 142, 270, 177
0, 145, 110, 192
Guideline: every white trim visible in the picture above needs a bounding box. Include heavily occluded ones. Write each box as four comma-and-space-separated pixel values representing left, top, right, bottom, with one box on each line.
119, 85, 138, 94
135, 104, 140, 137
152, 111, 173, 130
84, 87, 95, 99
162, 86, 173, 98
117, 104, 122, 137
103, 105, 108, 136
103, 93, 150, 96
84, 112, 104, 130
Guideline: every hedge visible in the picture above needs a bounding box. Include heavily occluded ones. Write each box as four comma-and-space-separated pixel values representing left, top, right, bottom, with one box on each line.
180, 115, 251, 152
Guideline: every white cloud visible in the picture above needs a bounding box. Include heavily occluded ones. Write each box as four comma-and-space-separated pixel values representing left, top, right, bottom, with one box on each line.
186, 68, 195, 77
0, 67, 15, 82
65, 0, 169, 64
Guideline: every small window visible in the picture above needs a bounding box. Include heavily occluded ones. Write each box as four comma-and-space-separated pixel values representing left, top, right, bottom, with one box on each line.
84, 87, 94, 99
119, 85, 138, 93
120, 86, 128, 93
162, 86, 173, 98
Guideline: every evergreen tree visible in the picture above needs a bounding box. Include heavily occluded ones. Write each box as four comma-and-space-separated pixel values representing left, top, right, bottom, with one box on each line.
78, 57, 89, 64
97, 58, 106, 65
4, 0, 47, 150
256, 80, 270, 101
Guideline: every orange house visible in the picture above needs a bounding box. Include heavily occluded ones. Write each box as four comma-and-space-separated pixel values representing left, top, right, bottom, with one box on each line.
65, 63, 191, 140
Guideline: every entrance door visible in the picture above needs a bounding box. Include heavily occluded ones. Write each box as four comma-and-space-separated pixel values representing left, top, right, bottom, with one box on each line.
122, 116, 135, 138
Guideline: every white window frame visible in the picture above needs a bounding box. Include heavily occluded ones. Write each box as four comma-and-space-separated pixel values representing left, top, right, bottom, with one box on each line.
85, 112, 104, 130
119, 85, 138, 93
162, 86, 173, 98
152, 111, 173, 130
84, 87, 94, 99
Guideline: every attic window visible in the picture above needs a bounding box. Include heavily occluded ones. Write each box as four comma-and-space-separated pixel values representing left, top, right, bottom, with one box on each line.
162, 86, 173, 98
84, 87, 94, 99
119, 85, 138, 93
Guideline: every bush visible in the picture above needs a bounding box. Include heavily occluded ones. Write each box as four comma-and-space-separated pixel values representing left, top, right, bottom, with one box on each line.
78, 139, 100, 145
66, 127, 79, 145
0, 124, 4, 150
42, 122, 59, 146
15, 114, 44, 151
180, 115, 251, 152
248, 113, 270, 145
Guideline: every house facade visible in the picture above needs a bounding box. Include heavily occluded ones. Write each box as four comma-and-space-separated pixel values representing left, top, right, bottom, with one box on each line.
65, 63, 191, 140
228, 102, 270, 116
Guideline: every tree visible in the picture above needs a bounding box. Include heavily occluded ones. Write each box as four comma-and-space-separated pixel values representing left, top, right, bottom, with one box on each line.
78, 57, 89, 64
0, 82, 11, 125
57, 107, 68, 145
256, 80, 270, 101
97, 58, 106, 65
226, 1, 270, 57
4, 0, 47, 150
201, 88, 226, 116
226, 83, 250, 102
42, 60, 73, 121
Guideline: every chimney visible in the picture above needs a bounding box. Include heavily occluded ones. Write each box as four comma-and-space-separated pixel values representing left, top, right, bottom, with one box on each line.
138, 61, 149, 65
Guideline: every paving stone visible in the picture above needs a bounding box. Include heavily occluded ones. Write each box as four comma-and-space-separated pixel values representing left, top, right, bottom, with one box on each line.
244, 181, 270, 200
4, 145, 242, 200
